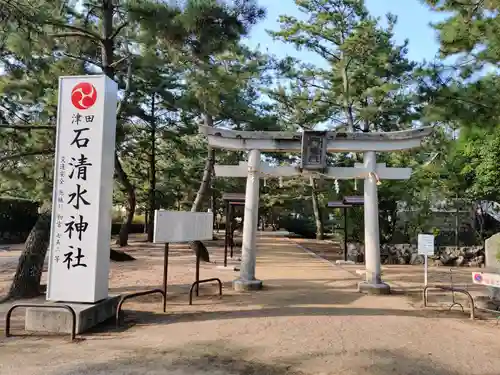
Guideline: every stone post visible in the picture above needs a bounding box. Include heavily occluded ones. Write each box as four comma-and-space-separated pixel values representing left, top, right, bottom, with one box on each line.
358, 151, 390, 294
233, 149, 263, 291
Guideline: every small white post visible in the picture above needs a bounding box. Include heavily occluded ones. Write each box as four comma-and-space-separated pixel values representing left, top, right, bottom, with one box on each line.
234, 149, 263, 291
424, 254, 428, 286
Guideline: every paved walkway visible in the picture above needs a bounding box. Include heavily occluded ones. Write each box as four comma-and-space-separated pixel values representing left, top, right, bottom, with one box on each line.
1, 234, 500, 375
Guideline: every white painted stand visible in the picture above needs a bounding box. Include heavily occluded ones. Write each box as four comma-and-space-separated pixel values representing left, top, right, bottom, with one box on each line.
234, 149, 263, 291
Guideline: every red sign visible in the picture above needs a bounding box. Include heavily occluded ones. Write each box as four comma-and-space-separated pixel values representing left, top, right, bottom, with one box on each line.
472, 272, 500, 287
71, 82, 97, 110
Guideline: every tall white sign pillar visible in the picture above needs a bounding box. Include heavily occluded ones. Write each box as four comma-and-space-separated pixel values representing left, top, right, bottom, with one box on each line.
47, 75, 117, 303
234, 149, 263, 291
359, 151, 390, 294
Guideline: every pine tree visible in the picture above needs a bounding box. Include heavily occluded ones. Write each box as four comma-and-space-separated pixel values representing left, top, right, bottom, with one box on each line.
269, 0, 416, 132
0, 0, 268, 299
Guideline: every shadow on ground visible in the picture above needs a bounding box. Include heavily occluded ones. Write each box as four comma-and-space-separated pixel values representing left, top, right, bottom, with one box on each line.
118, 303, 468, 331
45, 341, 496, 375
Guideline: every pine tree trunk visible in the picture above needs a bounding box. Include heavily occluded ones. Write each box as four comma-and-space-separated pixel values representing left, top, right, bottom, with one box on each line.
4, 205, 52, 301
310, 176, 324, 240
100, 0, 136, 246
2, 206, 136, 302
211, 181, 216, 225
115, 154, 136, 246
191, 113, 215, 213
340, 51, 355, 133
191, 146, 215, 212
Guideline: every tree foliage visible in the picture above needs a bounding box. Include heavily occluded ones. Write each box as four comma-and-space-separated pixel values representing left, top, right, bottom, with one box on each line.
1, 0, 500, 299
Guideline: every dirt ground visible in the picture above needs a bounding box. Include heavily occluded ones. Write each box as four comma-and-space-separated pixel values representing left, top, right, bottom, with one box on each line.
293, 237, 487, 292
1, 233, 500, 375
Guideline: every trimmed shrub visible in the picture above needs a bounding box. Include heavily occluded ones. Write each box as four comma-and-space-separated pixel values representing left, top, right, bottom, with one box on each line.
0, 197, 40, 244
281, 216, 317, 239
111, 223, 145, 235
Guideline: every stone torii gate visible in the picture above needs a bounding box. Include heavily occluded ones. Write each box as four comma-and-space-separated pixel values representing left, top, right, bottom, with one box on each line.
199, 126, 432, 294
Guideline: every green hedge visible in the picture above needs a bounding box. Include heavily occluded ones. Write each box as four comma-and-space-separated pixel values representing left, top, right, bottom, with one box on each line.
281, 216, 317, 239
111, 223, 145, 235
0, 198, 40, 244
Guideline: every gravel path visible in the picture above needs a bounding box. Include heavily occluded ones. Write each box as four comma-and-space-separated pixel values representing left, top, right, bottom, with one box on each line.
1, 234, 499, 375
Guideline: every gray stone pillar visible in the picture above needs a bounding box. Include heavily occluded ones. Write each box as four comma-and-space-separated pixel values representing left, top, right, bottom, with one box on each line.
358, 151, 390, 295
233, 149, 263, 291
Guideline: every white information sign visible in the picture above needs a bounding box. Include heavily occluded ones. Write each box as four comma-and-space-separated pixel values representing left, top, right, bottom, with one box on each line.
418, 234, 435, 255
472, 272, 500, 288
46, 75, 118, 303
418, 234, 435, 287
153, 211, 213, 243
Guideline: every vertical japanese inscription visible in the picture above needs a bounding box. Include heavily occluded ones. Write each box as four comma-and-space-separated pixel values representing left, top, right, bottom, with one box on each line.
53, 154, 66, 263
62, 114, 94, 269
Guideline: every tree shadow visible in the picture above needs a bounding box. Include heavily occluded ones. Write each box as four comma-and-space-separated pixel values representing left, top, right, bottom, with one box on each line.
114, 302, 469, 332
109, 274, 478, 322
354, 348, 498, 375
46, 340, 497, 375
110, 280, 234, 297
47, 340, 311, 375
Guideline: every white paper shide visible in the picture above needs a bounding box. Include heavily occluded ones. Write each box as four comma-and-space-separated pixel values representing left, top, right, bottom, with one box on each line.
46, 75, 117, 303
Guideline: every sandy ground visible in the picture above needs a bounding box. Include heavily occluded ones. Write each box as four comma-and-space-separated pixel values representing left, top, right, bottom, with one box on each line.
0, 233, 499, 375
294, 238, 490, 299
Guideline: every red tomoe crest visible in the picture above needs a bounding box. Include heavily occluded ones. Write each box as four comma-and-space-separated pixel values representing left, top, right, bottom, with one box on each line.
71, 82, 97, 110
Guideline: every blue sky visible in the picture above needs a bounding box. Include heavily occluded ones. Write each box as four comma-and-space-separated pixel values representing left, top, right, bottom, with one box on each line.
243, 0, 449, 65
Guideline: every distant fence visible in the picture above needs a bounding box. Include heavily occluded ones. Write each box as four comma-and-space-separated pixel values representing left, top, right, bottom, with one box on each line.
390, 229, 479, 247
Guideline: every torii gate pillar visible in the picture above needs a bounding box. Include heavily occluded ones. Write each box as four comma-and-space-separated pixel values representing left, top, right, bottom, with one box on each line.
234, 149, 263, 291
359, 151, 388, 293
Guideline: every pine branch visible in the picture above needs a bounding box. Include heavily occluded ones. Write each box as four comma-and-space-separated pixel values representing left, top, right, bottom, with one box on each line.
110, 21, 129, 40
45, 20, 102, 42
61, 52, 102, 67
116, 51, 133, 119
50, 32, 97, 40
0, 104, 32, 124
0, 149, 54, 163
0, 124, 55, 130
109, 55, 128, 68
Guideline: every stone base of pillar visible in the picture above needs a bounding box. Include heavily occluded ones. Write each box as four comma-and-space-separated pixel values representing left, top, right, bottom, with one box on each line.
233, 278, 263, 292
358, 281, 391, 295
216, 265, 240, 271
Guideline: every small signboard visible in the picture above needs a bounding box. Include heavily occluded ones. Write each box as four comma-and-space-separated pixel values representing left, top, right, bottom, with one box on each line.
153, 211, 213, 243
472, 272, 500, 288
418, 233, 435, 286
300, 131, 327, 170
418, 234, 435, 255
46, 75, 118, 304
